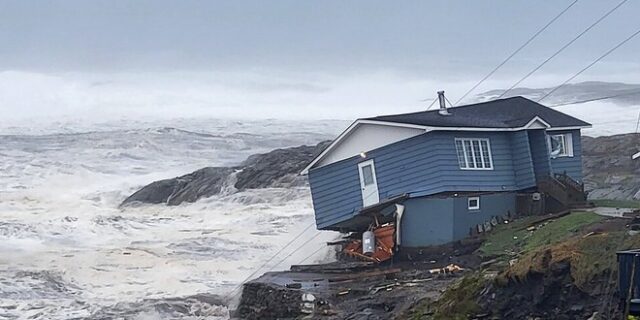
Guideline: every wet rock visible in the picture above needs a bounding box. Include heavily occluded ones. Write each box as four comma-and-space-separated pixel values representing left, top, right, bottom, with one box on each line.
121, 141, 330, 207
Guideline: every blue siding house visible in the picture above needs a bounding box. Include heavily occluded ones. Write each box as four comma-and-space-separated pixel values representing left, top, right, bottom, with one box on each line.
302, 95, 591, 247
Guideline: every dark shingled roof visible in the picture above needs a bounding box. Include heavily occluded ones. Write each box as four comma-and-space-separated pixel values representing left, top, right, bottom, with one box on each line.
363, 96, 591, 129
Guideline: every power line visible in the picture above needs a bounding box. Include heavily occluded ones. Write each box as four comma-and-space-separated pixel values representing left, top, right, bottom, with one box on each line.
297, 244, 327, 265
224, 222, 315, 300
538, 28, 640, 102
498, 0, 629, 99
454, 0, 579, 105
425, 97, 439, 110
226, 231, 323, 301
635, 109, 640, 133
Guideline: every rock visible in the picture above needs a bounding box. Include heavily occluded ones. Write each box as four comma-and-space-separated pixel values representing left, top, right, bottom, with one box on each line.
582, 133, 640, 200
120, 141, 330, 207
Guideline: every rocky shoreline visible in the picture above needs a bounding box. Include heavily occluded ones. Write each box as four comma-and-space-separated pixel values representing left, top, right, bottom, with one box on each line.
120, 141, 330, 206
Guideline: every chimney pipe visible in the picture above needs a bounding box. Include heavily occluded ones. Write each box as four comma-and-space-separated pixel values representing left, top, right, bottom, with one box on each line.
437, 91, 451, 116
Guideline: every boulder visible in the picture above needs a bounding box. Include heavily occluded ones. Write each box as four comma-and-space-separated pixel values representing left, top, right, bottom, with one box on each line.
121, 141, 330, 207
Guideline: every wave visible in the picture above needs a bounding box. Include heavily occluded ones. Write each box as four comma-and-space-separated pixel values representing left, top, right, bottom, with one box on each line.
0, 119, 342, 319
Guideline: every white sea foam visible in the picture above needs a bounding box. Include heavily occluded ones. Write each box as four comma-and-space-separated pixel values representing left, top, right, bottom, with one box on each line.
0, 119, 344, 319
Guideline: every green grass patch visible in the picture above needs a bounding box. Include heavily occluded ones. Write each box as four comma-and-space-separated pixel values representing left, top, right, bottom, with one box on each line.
592, 199, 640, 208
503, 231, 640, 290
404, 273, 486, 320
477, 211, 604, 260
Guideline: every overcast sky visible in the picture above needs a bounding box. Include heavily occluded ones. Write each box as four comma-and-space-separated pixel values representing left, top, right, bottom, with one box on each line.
1, 0, 639, 122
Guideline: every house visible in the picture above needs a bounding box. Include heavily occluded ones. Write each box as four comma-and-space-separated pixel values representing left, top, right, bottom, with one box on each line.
301, 94, 591, 248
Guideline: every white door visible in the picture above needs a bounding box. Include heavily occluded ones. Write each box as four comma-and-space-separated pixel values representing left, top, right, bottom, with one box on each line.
358, 160, 380, 207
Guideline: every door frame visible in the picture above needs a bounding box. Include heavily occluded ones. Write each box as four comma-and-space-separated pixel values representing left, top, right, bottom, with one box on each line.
357, 159, 380, 207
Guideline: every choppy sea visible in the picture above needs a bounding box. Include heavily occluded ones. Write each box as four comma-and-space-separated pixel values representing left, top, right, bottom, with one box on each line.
0, 118, 345, 319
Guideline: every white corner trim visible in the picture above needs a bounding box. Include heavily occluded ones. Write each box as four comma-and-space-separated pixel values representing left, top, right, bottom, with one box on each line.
300, 117, 590, 175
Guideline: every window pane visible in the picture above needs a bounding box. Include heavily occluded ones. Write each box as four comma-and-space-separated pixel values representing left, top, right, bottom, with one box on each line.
480, 140, 491, 168
550, 135, 566, 156
464, 140, 475, 168
455, 140, 466, 168
361, 164, 374, 185
468, 197, 480, 210
472, 140, 482, 168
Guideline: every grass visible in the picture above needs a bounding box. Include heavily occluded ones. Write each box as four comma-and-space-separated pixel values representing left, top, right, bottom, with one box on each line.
404, 211, 640, 319
502, 231, 640, 290
405, 273, 486, 320
592, 199, 640, 209
477, 211, 604, 260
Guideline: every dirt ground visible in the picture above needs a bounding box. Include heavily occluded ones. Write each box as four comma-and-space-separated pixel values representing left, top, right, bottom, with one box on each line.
235, 212, 640, 320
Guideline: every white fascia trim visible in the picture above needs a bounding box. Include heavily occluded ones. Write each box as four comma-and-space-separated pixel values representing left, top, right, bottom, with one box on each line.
300, 118, 590, 174
523, 116, 551, 129
546, 125, 592, 131
299, 119, 429, 175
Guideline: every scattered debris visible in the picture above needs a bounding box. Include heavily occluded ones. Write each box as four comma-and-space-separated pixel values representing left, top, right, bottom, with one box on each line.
429, 264, 464, 275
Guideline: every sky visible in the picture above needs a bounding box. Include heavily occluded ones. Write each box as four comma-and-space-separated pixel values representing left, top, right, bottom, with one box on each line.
1, 0, 639, 122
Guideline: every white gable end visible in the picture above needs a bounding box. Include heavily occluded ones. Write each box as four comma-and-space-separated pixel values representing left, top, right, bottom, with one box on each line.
316, 123, 425, 168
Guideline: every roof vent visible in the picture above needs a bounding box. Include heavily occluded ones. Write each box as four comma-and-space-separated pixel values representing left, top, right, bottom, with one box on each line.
437, 91, 451, 116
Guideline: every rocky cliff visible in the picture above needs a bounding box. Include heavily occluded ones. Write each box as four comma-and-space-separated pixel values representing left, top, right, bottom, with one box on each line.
583, 133, 640, 200
120, 141, 330, 207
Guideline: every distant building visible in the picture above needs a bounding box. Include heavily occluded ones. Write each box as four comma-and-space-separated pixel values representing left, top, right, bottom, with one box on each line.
302, 96, 591, 247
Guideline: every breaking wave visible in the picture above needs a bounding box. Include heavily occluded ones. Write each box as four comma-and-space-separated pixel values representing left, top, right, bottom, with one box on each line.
0, 119, 343, 319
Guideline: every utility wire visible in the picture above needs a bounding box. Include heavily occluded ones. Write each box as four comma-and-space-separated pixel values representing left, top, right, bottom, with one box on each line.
454, 0, 579, 106
635, 109, 640, 133
498, 0, 628, 99
538, 28, 640, 102
298, 244, 327, 265
425, 97, 439, 110
224, 222, 315, 300
226, 231, 322, 301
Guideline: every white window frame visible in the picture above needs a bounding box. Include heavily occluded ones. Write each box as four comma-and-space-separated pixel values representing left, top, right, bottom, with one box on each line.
454, 138, 494, 170
547, 133, 574, 158
468, 197, 480, 210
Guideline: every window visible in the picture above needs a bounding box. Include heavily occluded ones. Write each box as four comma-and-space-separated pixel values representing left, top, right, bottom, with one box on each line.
455, 138, 493, 170
468, 197, 480, 210
361, 164, 375, 185
548, 133, 573, 158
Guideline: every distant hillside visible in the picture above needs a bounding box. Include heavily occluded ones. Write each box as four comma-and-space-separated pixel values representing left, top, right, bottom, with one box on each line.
476, 81, 640, 106
582, 133, 640, 200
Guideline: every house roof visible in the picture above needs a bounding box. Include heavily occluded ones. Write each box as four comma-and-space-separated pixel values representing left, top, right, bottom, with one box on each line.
301, 96, 591, 174
364, 96, 591, 129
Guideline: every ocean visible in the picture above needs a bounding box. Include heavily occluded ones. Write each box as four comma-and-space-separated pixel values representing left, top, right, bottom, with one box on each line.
0, 118, 345, 319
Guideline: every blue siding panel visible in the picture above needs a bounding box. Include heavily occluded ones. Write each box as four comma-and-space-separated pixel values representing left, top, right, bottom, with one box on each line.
549, 129, 583, 182
509, 130, 536, 189
400, 197, 454, 246
528, 130, 552, 180
309, 130, 529, 230
452, 193, 516, 241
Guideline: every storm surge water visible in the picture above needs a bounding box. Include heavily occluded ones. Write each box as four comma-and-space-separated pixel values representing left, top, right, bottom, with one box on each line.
0, 119, 344, 319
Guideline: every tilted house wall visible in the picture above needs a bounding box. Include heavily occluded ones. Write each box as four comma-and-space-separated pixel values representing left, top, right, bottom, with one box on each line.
304, 97, 591, 246
308, 129, 557, 230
